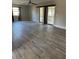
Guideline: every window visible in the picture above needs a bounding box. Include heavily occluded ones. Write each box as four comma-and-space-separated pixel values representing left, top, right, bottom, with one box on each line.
47, 6, 55, 24
40, 7, 44, 23
12, 7, 19, 16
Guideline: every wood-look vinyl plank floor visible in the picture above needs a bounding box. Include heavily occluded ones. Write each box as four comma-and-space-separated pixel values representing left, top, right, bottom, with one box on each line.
12, 21, 66, 59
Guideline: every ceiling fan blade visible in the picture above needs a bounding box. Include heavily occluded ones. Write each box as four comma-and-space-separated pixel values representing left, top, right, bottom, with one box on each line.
28, 0, 38, 5
31, 3, 38, 5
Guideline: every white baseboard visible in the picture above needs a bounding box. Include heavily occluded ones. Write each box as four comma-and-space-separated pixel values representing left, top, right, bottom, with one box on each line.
54, 24, 66, 30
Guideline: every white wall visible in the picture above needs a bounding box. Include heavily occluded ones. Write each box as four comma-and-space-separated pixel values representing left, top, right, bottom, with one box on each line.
54, 0, 66, 29
31, 6, 39, 23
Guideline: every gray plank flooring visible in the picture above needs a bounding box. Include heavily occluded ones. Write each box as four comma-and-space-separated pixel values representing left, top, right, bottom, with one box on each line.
12, 21, 66, 59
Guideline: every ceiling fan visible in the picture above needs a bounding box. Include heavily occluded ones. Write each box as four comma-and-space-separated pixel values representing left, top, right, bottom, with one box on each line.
28, 0, 38, 5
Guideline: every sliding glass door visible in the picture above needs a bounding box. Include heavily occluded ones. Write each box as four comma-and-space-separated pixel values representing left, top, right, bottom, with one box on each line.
47, 6, 55, 25
39, 6, 55, 25
40, 7, 44, 23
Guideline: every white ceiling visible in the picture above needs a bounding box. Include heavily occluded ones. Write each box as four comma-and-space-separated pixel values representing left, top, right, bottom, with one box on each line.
12, 0, 54, 5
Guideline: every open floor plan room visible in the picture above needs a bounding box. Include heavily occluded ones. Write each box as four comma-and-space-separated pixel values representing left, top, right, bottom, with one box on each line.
12, 0, 66, 59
